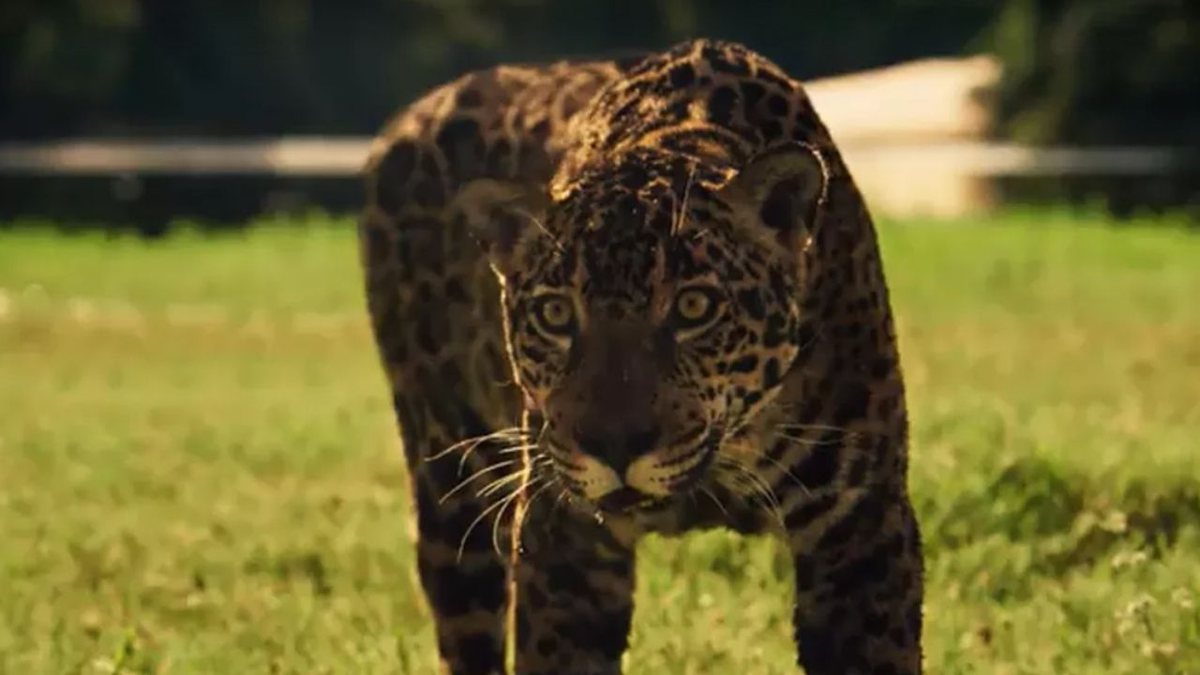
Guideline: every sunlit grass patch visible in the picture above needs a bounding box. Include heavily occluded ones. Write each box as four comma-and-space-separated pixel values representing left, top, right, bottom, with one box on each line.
1, 212, 1197, 673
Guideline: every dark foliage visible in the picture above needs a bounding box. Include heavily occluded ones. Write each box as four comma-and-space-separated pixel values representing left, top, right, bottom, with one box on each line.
985, 0, 1200, 146
1, 0, 995, 138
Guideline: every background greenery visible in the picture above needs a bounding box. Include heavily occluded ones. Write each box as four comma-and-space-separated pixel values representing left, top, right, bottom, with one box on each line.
989, 0, 1200, 145
2, 211, 1197, 673
2, 0, 1197, 145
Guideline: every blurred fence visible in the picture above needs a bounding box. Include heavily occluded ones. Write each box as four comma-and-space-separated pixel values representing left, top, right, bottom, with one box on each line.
1, 54, 1195, 228
0, 138, 1182, 178
0, 137, 1190, 224
0, 138, 369, 176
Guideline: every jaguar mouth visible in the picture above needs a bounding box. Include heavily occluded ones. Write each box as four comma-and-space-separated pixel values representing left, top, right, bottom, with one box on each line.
608, 428, 722, 509
597, 486, 664, 513
542, 425, 724, 511
596, 436, 719, 515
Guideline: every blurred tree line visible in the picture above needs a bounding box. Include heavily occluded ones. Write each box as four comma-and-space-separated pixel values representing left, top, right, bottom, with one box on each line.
3, 0, 1192, 145
0, 0, 993, 137
1, 0, 1195, 229
3, 0, 1198, 143
989, 0, 1199, 145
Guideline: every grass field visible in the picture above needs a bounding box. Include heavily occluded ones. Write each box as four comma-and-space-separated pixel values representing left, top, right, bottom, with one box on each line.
1, 210, 1198, 674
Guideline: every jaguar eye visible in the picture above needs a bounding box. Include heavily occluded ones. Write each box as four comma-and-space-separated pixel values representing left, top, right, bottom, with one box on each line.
672, 286, 722, 333
533, 294, 576, 336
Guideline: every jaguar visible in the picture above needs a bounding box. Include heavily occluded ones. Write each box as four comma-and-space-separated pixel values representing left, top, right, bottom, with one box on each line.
359, 38, 923, 674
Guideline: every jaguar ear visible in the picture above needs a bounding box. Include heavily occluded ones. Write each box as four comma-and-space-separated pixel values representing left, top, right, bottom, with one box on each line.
454, 178, 551, 277
719, 142, 829, 250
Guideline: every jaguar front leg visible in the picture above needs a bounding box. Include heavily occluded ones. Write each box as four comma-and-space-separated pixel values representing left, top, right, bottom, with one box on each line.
789, 487, 924, 675
403, 426, 514, 675
510, 501, 636, 675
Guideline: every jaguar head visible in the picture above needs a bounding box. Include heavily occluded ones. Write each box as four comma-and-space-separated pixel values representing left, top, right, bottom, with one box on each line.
458, 143, 827, 513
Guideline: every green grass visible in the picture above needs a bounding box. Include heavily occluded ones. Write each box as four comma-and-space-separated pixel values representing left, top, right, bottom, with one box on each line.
2, 210, 1198, 674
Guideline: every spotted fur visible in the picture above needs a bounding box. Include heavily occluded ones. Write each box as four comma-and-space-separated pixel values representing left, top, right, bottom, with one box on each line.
360, 39, 923, 674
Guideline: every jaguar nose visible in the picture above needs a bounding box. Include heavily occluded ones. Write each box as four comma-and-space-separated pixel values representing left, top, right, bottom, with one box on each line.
574, 425, 662, 475
625, 427, 662, 456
